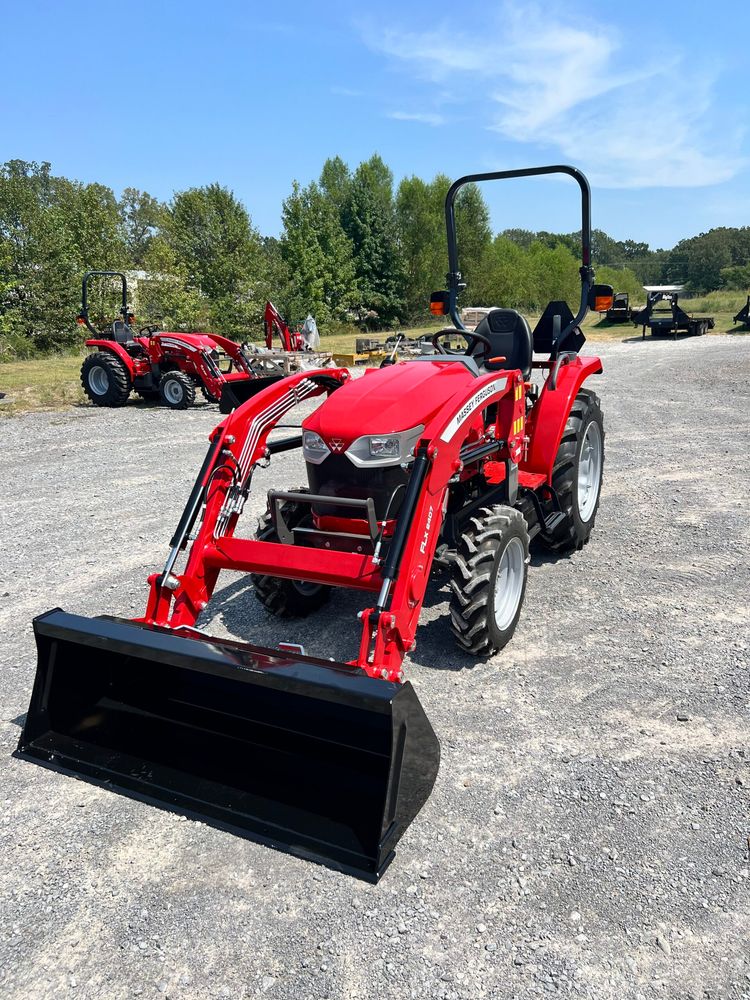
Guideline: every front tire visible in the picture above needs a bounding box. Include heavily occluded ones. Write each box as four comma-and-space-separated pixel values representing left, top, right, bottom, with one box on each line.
449, 505, 529, 656
80, 352, 132, 407
251, 493, 331, 618
543, 389, 604, 553
159, 371, 196, 410
200, 384, 220, 403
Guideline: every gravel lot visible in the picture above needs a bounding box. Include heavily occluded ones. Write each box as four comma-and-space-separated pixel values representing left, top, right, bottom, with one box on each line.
1, 335, 749, 1000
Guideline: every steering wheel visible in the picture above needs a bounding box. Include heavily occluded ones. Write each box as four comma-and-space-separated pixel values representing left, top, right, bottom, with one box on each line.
431, 328, 494, 363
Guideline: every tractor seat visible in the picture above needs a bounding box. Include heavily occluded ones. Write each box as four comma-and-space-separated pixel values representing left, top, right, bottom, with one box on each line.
112, 320, 136, 346
471, 309, 533, 379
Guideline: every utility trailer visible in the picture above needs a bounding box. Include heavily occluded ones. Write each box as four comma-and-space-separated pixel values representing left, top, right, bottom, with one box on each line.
632, 285, 714, 340
605, 291, 631, 322
733, 295, 750, 330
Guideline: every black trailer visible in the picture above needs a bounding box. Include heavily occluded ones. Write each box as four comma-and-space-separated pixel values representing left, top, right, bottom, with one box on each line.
733, 295, 750, 330
605, 291, 631, 322
632, 285, 714, 340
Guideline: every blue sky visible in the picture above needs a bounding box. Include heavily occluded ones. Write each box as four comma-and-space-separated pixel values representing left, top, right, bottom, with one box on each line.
1, 0, 747, 248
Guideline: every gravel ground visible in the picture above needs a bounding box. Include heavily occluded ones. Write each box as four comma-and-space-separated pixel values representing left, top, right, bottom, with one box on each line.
1, 335, 749, 1000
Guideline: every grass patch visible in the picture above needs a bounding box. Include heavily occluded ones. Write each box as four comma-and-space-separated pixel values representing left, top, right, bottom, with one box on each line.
0, 353, 86, 416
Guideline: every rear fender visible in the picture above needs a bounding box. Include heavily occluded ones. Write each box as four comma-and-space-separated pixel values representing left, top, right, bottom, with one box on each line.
84, 340, 136, 379
523, 355, 602, 482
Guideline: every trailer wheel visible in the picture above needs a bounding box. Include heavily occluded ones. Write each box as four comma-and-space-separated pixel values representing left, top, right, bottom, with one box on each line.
449, 505, 529, 656
543, 389, 604, 553
159, 371, 195, 409
80, 352, 132, 407
252, 495, 331, 618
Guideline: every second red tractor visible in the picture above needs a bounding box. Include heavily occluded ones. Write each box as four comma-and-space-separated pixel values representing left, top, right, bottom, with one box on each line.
78, 271, 275, 410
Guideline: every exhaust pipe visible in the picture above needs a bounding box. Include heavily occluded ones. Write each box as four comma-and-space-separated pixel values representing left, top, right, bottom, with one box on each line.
16, 609, 440, 881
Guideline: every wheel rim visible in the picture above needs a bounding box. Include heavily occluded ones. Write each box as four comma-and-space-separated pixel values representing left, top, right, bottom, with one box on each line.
88, 366, 109, 395
293, 579, 320, 596
577, 420, 603, 522
164, 379, 184, 404
493, 536, 525, 631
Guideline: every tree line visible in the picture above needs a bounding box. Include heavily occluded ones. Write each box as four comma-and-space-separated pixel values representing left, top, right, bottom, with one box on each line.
1, 156, 749, 359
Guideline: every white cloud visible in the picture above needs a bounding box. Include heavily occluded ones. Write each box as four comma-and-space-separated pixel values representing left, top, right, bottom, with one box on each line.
387, 110, 445, 126
331, 85, 365, 98
365, 3, 745, 189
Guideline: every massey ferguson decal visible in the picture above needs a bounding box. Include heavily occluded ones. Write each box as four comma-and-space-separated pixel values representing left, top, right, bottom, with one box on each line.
439, 378, 507, 442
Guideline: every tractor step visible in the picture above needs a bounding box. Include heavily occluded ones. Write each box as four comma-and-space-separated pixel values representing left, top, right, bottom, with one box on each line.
543, 511, 569, 539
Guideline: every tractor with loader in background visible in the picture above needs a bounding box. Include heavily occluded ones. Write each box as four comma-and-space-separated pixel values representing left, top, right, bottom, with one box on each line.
78, 271, 282, 410
17, 165, 612, 881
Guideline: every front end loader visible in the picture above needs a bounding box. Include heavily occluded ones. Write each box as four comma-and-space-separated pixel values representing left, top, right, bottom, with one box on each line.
17, 166, 611, 881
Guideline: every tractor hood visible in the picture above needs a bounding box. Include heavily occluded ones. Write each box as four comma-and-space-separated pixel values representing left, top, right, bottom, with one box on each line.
157, 332, 223, 351
303, 358, 476, 450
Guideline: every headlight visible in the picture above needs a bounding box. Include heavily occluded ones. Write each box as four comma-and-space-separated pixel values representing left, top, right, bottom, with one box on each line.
302, 430, 330, 464
369, 436, 400, 459
346, 425, 424, 468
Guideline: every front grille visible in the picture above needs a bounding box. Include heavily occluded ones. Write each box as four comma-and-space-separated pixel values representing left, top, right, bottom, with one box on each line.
306, 454, 408, 521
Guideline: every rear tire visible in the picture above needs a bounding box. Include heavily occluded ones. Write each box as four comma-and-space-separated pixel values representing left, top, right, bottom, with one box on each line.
543, 389, 604, 553
449, 505, 529, 656
252, 493, 331, 618
80, 352, 131, 407
159, 371, 195, 410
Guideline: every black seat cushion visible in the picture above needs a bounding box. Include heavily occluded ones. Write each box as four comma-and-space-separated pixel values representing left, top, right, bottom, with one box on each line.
471, 309, 532, 379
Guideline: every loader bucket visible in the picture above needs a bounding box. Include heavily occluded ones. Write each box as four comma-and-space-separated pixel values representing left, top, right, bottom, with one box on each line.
16, 610, 440, 881
219, 375, 283, 413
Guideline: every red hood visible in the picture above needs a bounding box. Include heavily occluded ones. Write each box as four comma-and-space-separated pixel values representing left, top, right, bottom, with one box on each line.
153, 332, 223, 350
303, 359, 477, 448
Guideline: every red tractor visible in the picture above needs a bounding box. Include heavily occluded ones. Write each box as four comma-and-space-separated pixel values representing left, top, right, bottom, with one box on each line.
18, 166, 613, 882
78, 271, 277, 410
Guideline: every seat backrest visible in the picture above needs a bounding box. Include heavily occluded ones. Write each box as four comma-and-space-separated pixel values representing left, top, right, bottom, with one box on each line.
112, 320, 134, 345
471, 309, 532, 378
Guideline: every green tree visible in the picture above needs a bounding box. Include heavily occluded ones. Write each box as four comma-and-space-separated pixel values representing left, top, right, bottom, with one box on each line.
280, 180, 357, 323
319, 156, 351, 213
161, 183, 266, 335
119, 188, 163, 266
720, 262, 750, 290
473, 236, 530, 309
0, 160, 126, 354
453, 182, 492, 305
137, 236, 211, 332
526, 242, 580, 311
396, 174, 449, 319
341, 155, 405, 327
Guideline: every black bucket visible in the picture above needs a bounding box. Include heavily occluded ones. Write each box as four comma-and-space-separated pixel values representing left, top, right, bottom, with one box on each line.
16, 610, 440, 881
219, 375, 283, 413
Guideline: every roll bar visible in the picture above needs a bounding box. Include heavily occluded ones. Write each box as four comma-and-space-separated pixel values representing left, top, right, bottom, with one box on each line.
79, 270, 129, 338
443, 165, 594, 352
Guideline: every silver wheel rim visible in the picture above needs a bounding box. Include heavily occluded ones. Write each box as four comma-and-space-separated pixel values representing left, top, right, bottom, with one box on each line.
493, 536, 525, 631
88, 366, 109, 395
164, 380, 184, 404
293, 579, 320, 596
577, 420, 602, 522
